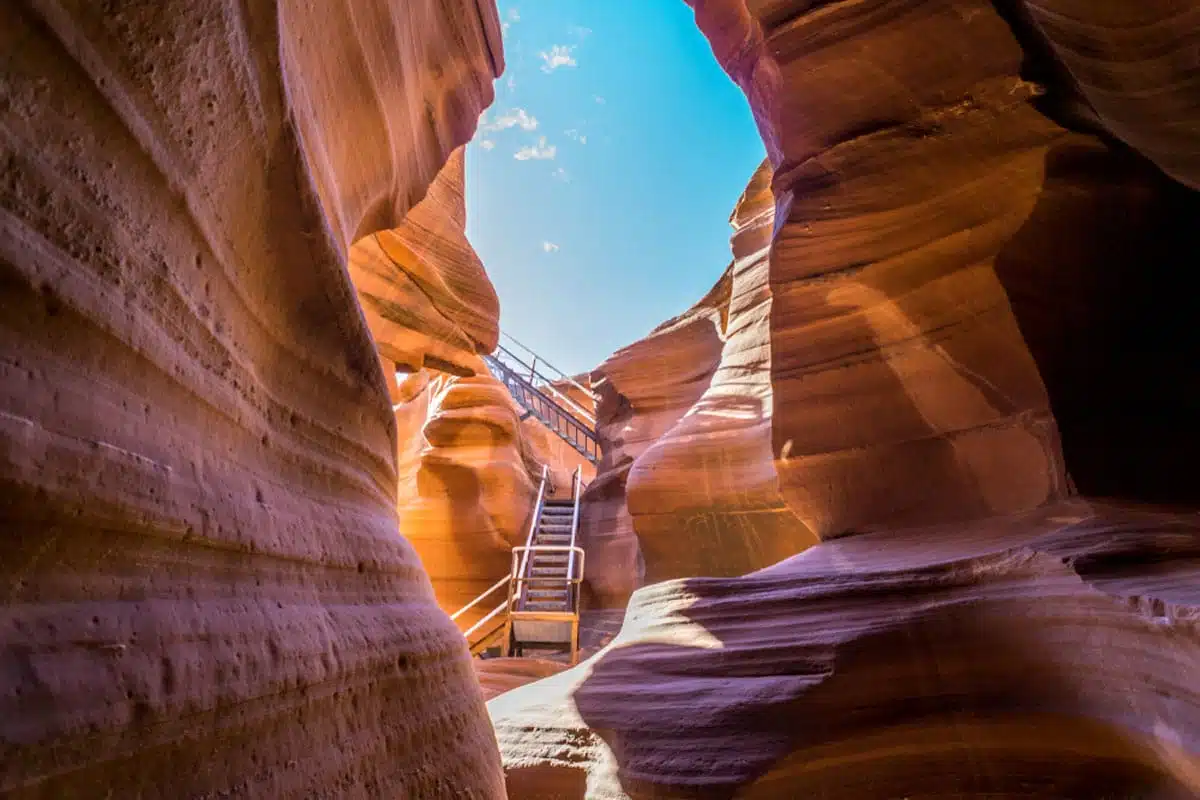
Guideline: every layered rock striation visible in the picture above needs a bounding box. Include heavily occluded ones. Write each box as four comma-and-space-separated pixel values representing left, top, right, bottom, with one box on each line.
687, 0, 1200, 535
349, 144, 592, 626
0, 1, 508, 796
400, 362, 545, 628
494, 502, 1200, 798
584, 160, 817, 598
494, 0, 1200, 796
349, 146, 501, 378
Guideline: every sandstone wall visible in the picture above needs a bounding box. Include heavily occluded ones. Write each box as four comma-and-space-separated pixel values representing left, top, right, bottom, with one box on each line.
493, 0, 1200, 796
0, 1, 508, 796
581, 270, 726, 604
395, 363, 597, 628
688, 0, 1200, 535
494, 502, 1200, 798
350, 146, 592, 628
400, 363, 542, 628
349, 146, 500, 377
590, 161, 818, 589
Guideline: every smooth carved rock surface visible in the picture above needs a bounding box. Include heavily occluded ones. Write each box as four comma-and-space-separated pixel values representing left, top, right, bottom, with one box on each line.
583, 162, 816, 596
686, 0, 1200, 536
492, 502, 1200, 798
349, 146, 501, 378
582, 271, 725, 602
0, 1, 506, 796
474, 658, 567, 702
499, 0, 1200, 796
388, 349, 596, 628
394, 362, 596, 628
400, 363, 544, 628
1018, 0, 1200, 190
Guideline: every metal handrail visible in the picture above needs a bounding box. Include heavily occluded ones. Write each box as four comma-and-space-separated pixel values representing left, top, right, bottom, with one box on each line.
450, 575, 509, 622
491, 344, 597, 427
461, 599, 508, 643
514, 465, 550, 611
566, 466, 583, 610
483, 354, 600, 463
500, 331, 598, 405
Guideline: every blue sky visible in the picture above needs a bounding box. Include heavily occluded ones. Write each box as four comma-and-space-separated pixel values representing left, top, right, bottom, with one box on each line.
464, 0, 766, 377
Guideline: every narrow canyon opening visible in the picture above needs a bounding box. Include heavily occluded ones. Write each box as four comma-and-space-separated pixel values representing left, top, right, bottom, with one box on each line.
3, 0, 1198, 797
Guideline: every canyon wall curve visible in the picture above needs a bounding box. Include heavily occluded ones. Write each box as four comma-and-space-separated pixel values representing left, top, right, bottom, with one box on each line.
492, 0, 1200, 796
0, 1, 510, 796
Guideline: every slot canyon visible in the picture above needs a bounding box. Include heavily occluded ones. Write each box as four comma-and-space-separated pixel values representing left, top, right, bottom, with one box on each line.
1, 0, 1198, 797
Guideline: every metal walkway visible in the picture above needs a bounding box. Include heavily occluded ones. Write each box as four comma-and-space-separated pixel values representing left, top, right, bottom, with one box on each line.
452, 465, 587, 664
482, 332, 600, 464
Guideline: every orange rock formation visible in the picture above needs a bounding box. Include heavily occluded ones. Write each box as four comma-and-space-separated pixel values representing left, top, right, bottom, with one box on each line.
584, 161, 818, 599
349, 147, 500, 377
5, 0, 1199, 797
400, 364, 543, 627
494, 502, 1200, 797
492, 0, 1200, 796
0, 0, 508, 795
348, 146, 593, 627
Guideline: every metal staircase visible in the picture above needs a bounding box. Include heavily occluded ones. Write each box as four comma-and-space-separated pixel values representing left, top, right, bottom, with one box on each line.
483, 333, 600, 464
452, 465, 586, 664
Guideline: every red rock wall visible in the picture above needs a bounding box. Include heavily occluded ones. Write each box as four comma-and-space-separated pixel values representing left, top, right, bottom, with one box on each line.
493, 0, 1200, 796
396, 363, 596, 628
400, 364, 542, 628
350, 145, 592, 628
349, 146, 501, 377
691, 0, 1072, 536
494, 502, 1200, 798
583, 161, 818, 596
581, 271, 726, 603
0, 1, 508, 796
692, 0, 1200, 534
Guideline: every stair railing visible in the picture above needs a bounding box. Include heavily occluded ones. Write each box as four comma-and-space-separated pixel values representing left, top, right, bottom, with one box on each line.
450, 575, 510, 654
566, 466, 584, 613
451, 576, 509, 625
488, 343, 597, 428
508, 545, 585, 608
500, 331, 597, 406
513, 464, 550, 612
459, 593, 509, 651
483, 353, 601, 463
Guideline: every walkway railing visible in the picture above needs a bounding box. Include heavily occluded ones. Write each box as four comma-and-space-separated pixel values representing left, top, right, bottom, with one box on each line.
498, 332, 597, 416
452, 466, 588, 662
484, 350, 600, 463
